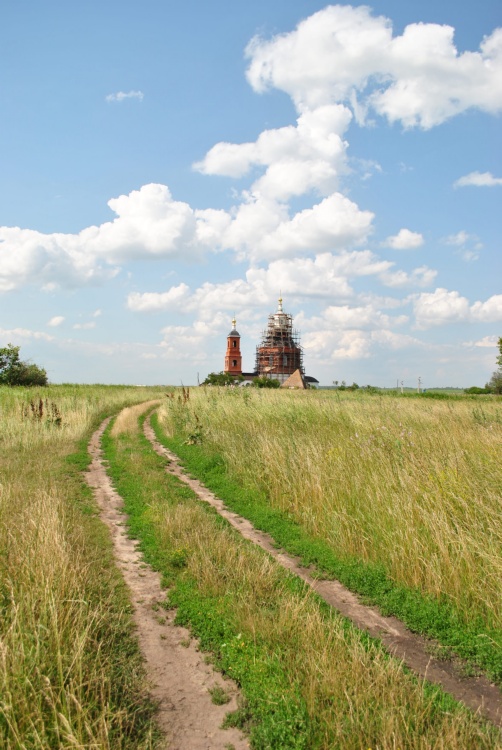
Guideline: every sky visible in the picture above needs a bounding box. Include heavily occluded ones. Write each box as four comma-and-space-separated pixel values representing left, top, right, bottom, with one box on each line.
1, 0, 501, 387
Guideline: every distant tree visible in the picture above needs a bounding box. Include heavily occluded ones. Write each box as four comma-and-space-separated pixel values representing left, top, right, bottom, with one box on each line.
485, 337, 502, 394
0, 344, 48, 386
202, 371, 243, 386
252, 376, 280, 388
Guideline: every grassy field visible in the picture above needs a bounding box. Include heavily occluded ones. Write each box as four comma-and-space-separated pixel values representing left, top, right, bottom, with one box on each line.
0, 384, 166, 749
2, 384, 501, 748
103, 404, 501, 749
157, 387, 502, 680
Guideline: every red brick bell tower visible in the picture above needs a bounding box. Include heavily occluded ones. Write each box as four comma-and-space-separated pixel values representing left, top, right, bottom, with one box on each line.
224, 317, 242, 376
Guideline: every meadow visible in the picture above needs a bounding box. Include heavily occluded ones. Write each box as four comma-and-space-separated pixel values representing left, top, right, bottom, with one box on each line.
2, 384, 501, 748
104, 397, 501, 749
0, 384, 166, 748
157, 388, 502, 677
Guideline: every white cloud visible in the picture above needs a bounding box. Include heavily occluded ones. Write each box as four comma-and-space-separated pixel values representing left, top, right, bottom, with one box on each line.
92, 309, 102, 317
322, 304, 408, 330
383, 228, 424, 250
380, 265, 436, 288
471, 295, 502, 322
127, 283, 190, 312
251, 193, 374, 260
463, 335, 499, 348
0, 327, 54, 342
0, 185, 226, 291
73, 322, 96, 330
0, 225, 119, 292
246, 5, 502, 128
105, 90, 144, 103
413, 288, 502, 328
47, 316, 65, 327
0, 182, 377, 289
127, 250, 396, 315
444, 230, 471, 246
195, 104, 352, 200
443, 230, 482, 261
454, 171, 502, 188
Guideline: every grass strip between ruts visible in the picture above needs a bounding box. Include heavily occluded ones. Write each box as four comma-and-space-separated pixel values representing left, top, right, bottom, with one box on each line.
101, 416, 313, 749
150, 412, 502, 684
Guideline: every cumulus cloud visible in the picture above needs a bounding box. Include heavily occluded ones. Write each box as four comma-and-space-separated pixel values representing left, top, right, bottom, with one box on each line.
246, 5, 502, 128
126, 250, 396, 314
105, 90, 144, 103
73, 322, 96, 330
1, 182, 377, 290
454, 171, 502, 188
251, 193, 374, 260
379, 265, 436, 288
0, 185, 225, 291
127, 283, 191, 312
413, 288, 502, 328
383, 228, 424, 250
47, 316, 65, 327
195, 104, 352, 200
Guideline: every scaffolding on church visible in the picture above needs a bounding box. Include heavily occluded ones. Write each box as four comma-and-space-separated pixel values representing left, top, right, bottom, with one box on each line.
254, 298, 304, 384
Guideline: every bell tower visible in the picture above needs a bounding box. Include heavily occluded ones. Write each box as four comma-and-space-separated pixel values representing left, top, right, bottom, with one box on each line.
224, 317, 242, 376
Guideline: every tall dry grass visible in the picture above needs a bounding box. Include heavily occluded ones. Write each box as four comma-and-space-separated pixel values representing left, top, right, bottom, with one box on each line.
159, 388, 502, 631
0, 385, 165, 748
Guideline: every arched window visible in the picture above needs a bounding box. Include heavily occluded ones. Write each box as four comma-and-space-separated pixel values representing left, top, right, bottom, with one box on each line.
232, 360, 237, 367
233, 340, 237, 347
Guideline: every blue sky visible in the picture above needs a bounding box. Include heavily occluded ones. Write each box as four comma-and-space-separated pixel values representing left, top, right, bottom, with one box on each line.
1, 0, 501, 386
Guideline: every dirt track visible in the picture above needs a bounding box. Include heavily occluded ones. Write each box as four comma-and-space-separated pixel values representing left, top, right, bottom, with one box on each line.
143, 412, 502, 729
86, 417, 249, 750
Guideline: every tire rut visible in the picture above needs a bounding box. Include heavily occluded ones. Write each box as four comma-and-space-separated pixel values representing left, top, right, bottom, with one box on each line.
144, 413, 502, 729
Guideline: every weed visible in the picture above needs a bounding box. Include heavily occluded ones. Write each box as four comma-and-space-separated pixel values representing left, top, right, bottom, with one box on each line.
208, 685, 231, 705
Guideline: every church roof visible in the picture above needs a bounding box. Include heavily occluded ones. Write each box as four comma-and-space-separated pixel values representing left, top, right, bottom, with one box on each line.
280, 369, 306, 389
228, 329, 240, 337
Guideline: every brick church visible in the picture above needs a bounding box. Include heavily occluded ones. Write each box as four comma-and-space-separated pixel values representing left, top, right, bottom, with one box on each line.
224, 298, 318, 388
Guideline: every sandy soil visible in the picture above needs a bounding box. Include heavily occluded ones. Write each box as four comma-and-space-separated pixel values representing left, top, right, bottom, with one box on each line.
86, 417, 249, 750
144, 413, 502, 729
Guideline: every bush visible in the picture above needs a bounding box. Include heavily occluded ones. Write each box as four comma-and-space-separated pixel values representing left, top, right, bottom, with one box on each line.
202, 371, 243, 386
252, 377, 281, 388
0, 344, 48, 386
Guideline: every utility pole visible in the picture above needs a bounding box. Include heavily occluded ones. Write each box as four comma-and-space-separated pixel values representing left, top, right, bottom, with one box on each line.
400, 380, 404, 394
418, 376, 422, 393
